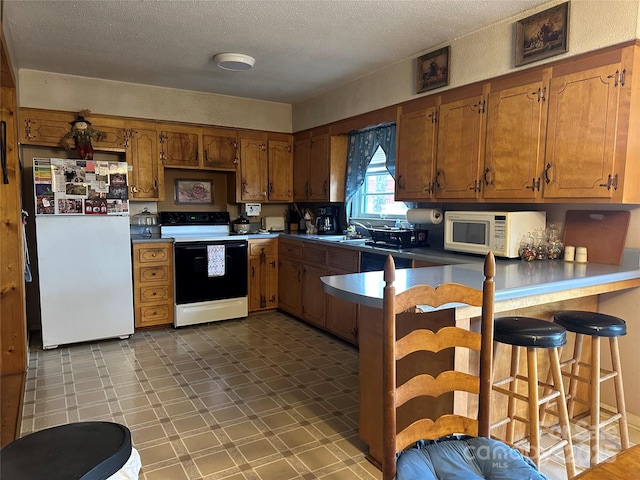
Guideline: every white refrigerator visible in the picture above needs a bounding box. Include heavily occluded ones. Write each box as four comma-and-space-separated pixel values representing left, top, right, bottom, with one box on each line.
33, 158, 134, 349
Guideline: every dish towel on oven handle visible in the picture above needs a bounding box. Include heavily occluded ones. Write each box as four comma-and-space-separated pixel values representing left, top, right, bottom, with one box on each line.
207, 245, 226, 277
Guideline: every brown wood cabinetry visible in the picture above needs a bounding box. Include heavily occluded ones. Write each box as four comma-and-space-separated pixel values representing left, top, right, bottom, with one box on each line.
278, 238, 303, 317
20, 108, 75, 146
543, 61, 623, 200
483, 74, 548, 199
395, 107, 437, 201
325, 247, 360, 344
132, 242, 174, 328
248, 239, 278, 312
158, 124, 200, 168
293, 132, 347, 202
202, 127, 238, 170
302, 243, 328, 329
237, 131, 292, 203
126, 120, 164, 201
434, 88, 485, 199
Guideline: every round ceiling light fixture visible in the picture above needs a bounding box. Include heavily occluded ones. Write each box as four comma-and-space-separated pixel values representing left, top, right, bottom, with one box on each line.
214, 53, 255, 71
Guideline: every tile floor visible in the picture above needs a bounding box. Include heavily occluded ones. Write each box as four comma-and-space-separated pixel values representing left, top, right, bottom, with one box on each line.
21, 311, 640, 479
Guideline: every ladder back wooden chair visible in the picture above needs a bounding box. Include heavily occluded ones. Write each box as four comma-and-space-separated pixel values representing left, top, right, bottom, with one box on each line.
382, 253, 546, 480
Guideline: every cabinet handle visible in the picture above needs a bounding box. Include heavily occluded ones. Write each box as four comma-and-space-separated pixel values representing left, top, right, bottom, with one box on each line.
524, 178, 536, 190
152, 292, 157, 296
269, 182, 273, 193
204, 150, 209, 163
153, 178, 158, 191
483, 167, 491, 186
323, 180, 328, 195
397, 175, 404, 189
25, 119, 34, 139
469, 180, 481, 192
544, 163, 552, 184
251, 266, 255, 277
435, 169, 444, 189
599, 173, 619, 191
130, 185, 139, 193
242, 182, 248, 194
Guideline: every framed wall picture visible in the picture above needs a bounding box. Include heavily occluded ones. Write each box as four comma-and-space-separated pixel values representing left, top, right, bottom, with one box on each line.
516, 2, 569, 67
416, 46, 449, 94
174, 179, 214, 204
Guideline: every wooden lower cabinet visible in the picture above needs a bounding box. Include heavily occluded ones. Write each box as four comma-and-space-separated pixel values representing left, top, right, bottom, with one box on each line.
248, 239, 278, 312
278, 239, 303, 317
302, 243, 328, 328
325, 247, 360, 344
132, 242, 174, 328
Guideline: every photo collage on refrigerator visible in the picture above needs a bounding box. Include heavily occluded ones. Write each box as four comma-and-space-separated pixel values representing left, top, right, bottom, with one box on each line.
33, 158, 129, 215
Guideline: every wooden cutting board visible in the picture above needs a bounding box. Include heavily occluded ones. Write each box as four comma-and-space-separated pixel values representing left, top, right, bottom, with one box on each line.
562, 210, 630, 265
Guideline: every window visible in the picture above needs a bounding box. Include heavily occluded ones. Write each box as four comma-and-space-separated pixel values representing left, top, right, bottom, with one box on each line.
350, 146, 408, 220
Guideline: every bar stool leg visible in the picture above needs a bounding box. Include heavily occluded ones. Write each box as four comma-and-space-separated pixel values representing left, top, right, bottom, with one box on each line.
527, 347, 541, 467
610, 337, 630, 450
567, 334, 584, 420
549, 346, 576, 478
505, 345, 521, 445
590, 335, 601, 467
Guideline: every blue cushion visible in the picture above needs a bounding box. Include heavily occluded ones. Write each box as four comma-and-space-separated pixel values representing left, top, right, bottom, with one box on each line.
396, 436, 547, 480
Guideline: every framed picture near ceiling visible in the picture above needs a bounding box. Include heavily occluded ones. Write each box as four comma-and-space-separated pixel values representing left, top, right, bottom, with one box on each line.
416, 46, 449, 94
174, 179, 214, 204
515, 1, 569, 67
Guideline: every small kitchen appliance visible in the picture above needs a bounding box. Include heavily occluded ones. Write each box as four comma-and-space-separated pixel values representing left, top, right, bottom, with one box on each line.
315, 206, 340, 235
444, 210, 546, 258
365, 227, 429, 249
262, 216, 285, 232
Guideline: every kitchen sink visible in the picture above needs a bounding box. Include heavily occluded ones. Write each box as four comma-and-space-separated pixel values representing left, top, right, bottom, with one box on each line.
309, 235, 368, 244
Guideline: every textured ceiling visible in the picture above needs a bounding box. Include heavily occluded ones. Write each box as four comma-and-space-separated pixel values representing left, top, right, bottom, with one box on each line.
3, 0, 549, 104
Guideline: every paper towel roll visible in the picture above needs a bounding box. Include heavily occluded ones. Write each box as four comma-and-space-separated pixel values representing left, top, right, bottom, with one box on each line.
406, 208, 443, 225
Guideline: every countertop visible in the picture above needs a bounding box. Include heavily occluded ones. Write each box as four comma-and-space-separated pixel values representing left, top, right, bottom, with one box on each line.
321, 249, 640, 310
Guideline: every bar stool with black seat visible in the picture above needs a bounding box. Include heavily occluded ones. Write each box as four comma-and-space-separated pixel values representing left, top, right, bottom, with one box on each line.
0, 421, 141, 480
553, 310, 630, 468
491, 316, 576, 479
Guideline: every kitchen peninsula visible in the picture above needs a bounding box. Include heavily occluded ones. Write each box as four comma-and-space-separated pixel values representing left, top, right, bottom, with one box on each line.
321, 252, 640, 466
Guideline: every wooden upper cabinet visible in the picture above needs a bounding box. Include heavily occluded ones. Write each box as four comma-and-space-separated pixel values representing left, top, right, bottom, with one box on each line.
435, 93, 484, 199
483, 80, 547, 199
20, 109, 74, 146
238, 132, 268, 201
293, 133, 336, 202
267, 139, 293, 201
308, 134, 330, 201
396, 107, 437, 201
159, 124, 200, 168
202, 127, 238, 170
127, 120, 164, 201
293, 137, 311, 200
87, 116, 127, 151
543, 63, 622, 199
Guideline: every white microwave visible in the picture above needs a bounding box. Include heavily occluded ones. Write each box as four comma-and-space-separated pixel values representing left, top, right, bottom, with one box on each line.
444, 211, 546, 258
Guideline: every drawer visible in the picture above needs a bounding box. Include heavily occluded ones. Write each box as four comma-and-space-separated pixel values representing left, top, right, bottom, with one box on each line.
138, 265, 170, 283
250, 241, 275, 256
136, 245, 170, 263
139, 285, 171, 303
327, 247, 359, 271
139, 304, 171, 324
279, 240, 302, 258
303, 244, 327, 265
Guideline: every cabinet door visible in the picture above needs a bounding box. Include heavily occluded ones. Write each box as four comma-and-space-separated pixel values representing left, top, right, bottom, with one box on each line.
543, 64, 622, 199
127, 122, 164, 201
293, 138, 311, 200
278, 257, 302, 316
302, 263, 327, 329
202, 127, 238, 170
309, 134, 330, 201
159, 126, 200, 167
396, 108, 437, 201
268, 139, 293, 201
21, 109, 74, 146
90, 116, 127, 152
483, 82, 546, 199
249, 241, 278, 312
435, 95, 484, 199
239, 136, 268, 201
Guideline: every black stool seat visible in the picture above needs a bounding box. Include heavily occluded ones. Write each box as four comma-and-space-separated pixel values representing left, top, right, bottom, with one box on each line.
0, 421, 132, 480
495, 316, 566, 348
554, 310, 626, 337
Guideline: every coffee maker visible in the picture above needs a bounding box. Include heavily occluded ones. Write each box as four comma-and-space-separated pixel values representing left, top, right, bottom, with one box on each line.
315, 206, 340, 235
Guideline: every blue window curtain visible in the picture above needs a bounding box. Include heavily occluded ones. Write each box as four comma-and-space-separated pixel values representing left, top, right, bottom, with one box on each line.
344, 122, 396, 203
